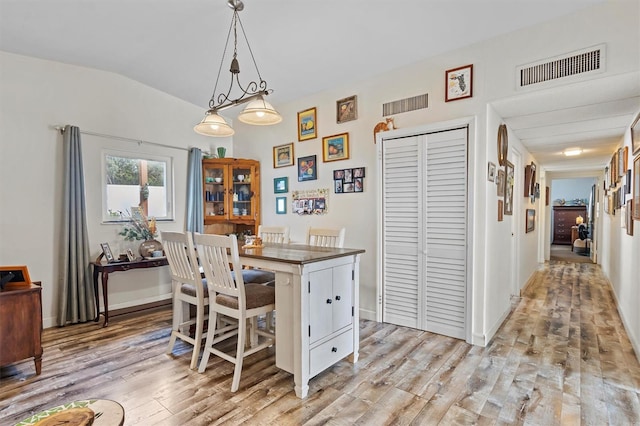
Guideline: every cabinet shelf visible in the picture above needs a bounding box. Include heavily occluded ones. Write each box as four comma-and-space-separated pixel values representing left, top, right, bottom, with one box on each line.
203, 158, 261, 235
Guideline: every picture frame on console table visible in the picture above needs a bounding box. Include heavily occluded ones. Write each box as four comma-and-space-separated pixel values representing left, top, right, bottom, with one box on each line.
0, 265, 32, 290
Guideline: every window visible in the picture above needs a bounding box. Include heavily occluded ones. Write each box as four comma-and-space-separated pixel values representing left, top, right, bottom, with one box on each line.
102, 151, 174, 222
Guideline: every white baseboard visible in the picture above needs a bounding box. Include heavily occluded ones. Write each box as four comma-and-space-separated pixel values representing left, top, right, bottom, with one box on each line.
608, 283, 640, 364
359, 308, 377, 322
43, 293, 172, 329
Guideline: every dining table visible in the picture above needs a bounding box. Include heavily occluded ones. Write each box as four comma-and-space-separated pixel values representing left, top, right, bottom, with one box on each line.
238, 242, 365, 399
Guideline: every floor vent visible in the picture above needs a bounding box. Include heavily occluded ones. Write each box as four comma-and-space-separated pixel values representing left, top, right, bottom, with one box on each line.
517, 44, 605, 89
383, 93, 428, 116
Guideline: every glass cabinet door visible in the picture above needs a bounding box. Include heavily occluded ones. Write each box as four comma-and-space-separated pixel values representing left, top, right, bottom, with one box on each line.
230, 165, 255, 219
203, 164, 227, 218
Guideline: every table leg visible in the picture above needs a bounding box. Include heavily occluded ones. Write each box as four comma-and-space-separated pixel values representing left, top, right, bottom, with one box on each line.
102, 271, 110, 327
93, 266, 100, 322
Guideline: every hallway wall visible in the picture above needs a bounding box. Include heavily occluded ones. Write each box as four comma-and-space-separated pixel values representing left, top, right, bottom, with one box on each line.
600, 116, 640, 360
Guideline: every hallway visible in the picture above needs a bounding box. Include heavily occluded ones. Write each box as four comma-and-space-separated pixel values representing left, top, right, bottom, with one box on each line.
1, 260, 639, 425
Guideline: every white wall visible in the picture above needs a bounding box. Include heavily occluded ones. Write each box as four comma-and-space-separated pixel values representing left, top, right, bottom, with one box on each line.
0, 51, 219, 327
600, 118, 640, 358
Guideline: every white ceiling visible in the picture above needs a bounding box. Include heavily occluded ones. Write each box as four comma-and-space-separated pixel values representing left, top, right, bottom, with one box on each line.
1, 0, 638, 173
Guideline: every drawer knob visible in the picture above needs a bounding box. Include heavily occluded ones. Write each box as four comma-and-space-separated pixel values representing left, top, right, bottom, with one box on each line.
335, 295, 341, 301
331, 347, 337, 352
326, 299, 332, 304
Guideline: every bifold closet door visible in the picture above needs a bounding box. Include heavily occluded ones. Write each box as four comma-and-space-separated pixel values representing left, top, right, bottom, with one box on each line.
382, 128, 467, 340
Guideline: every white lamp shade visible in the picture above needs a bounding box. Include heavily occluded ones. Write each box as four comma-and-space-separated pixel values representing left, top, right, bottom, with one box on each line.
237, 98, 282, 125
194, 111, 235, 137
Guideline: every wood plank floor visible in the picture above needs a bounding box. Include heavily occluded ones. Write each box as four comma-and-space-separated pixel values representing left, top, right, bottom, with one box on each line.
2, 260, 639, 425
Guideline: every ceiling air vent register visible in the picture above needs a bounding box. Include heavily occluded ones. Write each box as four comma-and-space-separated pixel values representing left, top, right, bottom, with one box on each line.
516, 44, 606, 89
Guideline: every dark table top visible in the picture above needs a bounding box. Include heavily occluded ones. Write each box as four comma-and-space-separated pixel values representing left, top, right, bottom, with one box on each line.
238, 243, 365, 265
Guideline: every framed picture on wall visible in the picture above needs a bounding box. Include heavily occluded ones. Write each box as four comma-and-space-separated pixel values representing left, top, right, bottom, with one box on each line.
634, 155, 640, 220
298, 155, 317, 181
504, 161, 514, 215
526, 209, 536, 233
632, 112, 640, 156
336, 95, 357, 123
273, 143, 294, 168
297, 107, 317, 141
445, 64, 473, 102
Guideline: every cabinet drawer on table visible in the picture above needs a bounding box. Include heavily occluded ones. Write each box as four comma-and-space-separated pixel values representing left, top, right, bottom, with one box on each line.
310, 329, 353, 378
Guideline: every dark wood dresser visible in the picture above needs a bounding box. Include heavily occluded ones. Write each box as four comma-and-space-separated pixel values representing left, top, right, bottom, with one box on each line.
0, 282, 43, 374
552, 206, 587, 245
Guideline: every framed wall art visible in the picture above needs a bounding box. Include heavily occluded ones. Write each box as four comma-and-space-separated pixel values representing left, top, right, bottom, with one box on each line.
273, 142, 294, 168
298, 155, 317, 182
626, 200, 634, 236
496, 169, 505, 197
504, 161, 514, 215
336, 95, 357, 123
274, 176, 288, 193
445, 64, 473, 102
632, 111, 640, 156
276, 197, 287, 215
323, 132, 350, 162
487, 162, 496, 182
297, 107, 317, 141
526, 209, 536, 233
634, 154, 640, 220
498, 200, 504, 222
333, 167, 365, 194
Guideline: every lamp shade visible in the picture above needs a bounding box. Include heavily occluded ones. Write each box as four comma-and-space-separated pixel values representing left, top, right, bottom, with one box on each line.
194, 111, 235, 137
237, 98, 282, 125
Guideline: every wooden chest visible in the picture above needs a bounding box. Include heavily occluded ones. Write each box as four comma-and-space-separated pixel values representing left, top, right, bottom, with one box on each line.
552, 206, 587, 245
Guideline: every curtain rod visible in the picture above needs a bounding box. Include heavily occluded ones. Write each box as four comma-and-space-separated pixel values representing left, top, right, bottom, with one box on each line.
53, 126, 207, 153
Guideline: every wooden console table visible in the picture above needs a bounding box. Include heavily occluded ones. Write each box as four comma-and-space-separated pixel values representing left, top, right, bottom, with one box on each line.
0, 282, 43, 374
91, 256, 168, 327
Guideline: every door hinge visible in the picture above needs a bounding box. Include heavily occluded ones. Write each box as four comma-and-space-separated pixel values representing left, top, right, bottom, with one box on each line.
308, 281, 311, 293
308, 325, 311, 337
352, 270, 355, 280
352, 306, 354, 317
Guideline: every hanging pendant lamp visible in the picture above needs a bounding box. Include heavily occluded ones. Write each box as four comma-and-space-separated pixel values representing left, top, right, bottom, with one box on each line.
194, 0, 281, 137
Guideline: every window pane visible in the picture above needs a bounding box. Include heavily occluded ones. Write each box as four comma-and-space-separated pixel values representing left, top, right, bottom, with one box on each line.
103, 152, 173, 222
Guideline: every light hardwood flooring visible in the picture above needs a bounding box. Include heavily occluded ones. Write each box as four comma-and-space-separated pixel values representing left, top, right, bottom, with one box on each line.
1, 260, 639, 425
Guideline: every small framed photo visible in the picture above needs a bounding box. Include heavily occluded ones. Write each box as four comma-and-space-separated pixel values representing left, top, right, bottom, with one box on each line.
274, 176, 288, 193
354, 177, 363, 192
343, 182, 355, 193
0, 265, 32, 289
335, 179, 343, 193
487, 162, 496, 182
496, 169, 505, 197
276, 196, 287, 214
100, 242, 115, 263
353, 167, 365, 178
333, 169, 345, 180
273, 143, 294, 168
526, 209, 536, 233
445, 64, 473, 102
298, 155, 317, 181
336, 95, 357, 123
126, 248, 136, 262
323, 132, 350, 162
297, 107, 317, 141
343, 168, 353, 183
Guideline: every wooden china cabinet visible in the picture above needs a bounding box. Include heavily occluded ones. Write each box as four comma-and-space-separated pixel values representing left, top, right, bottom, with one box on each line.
202, 158, 261, 236
552, 205, 587, 245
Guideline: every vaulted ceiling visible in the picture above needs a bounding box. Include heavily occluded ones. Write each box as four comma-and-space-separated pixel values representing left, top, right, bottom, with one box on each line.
1, 0, 638, 173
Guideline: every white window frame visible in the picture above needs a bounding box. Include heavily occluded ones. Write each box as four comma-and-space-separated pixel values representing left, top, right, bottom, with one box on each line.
101, 149, 174, 223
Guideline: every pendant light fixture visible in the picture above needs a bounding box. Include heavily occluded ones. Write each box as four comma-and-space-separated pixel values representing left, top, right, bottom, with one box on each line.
194, 0, 282, 137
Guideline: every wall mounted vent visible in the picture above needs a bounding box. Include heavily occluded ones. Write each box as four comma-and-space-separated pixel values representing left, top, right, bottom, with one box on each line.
383, 93, 428, 116
516, 44, 606, 89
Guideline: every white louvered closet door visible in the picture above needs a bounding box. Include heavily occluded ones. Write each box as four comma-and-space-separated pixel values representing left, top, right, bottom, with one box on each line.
382, 128, 468, 340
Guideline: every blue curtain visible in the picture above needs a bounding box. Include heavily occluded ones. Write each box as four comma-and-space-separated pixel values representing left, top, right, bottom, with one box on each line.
186, 147, 203, 233
57, 125, 95, 325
